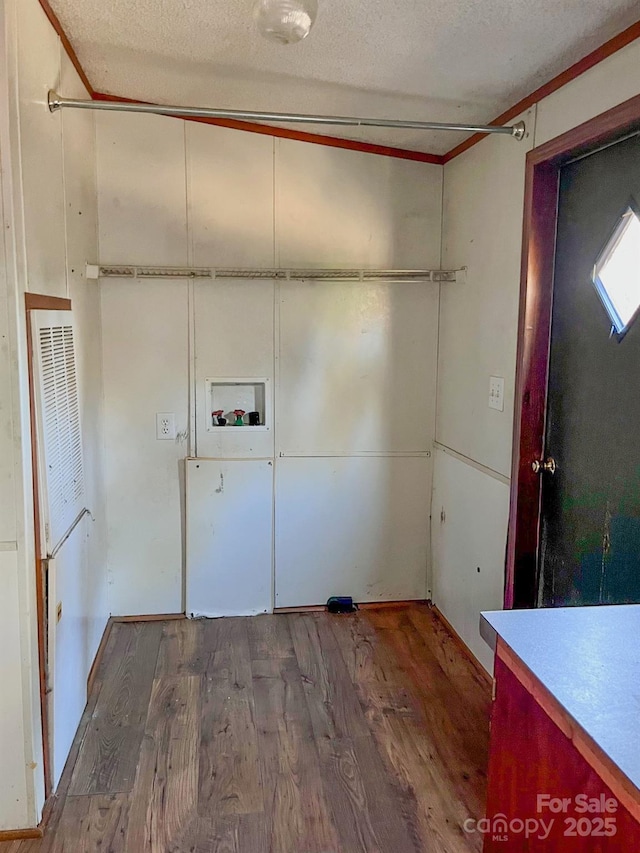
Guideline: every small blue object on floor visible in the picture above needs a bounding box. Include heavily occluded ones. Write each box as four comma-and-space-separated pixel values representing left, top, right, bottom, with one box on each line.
326, 596, 358, 614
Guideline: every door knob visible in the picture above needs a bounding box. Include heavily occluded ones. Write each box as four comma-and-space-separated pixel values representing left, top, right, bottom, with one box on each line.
532, 457, 556, 475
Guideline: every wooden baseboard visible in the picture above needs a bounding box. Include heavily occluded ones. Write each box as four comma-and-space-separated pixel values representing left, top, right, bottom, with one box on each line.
275, 599, 430, 614
274, 605, 325, 613
86, 617, 114, 698
111, 613, 186, 622
0, 827, 43, 841
430, 603, 493, 688
86, 613, 185, 695
359, 599, 430, 611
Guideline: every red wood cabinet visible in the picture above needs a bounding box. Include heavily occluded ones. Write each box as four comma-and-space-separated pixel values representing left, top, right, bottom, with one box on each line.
482, 643, 640, 851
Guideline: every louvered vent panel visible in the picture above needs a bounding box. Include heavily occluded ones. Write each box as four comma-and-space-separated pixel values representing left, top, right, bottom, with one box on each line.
35, 316, 85, 551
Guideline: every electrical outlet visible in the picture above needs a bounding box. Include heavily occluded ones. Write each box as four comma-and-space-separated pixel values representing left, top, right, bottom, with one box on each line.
489, 376, 505, 411
156, 412, 176, 440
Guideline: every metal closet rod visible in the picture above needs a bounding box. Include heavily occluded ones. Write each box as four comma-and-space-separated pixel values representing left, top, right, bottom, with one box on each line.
47, 91, 526, 140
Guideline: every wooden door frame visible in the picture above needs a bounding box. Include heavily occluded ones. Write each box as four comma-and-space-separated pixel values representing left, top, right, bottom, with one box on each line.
25, 292, 72, 799
506, 92, 640, 610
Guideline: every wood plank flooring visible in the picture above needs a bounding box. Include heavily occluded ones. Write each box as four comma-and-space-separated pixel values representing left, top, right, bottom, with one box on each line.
2, 605, 490, 852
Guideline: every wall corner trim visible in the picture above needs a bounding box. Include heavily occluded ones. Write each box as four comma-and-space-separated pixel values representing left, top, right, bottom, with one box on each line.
90, 91, 445, 164
37, 4, 640, 166
443, 18, 640, 163
37, 0, 95, 96
37, 0, 442, 164
86, 617, 114, 698
431, 604, 493, 687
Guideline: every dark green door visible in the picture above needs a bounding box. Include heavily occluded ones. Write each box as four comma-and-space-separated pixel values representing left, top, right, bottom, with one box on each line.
539, 133, 640, 606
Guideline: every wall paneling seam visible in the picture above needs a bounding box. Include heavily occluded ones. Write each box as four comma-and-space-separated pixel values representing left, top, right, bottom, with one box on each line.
185, 123, 196, 460
272, 137, 278, 611
271, 277, 279, 611
58, 42, 70, 299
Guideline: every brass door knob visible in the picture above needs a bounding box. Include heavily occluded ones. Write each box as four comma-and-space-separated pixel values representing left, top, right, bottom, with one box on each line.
532, 457, 556, 475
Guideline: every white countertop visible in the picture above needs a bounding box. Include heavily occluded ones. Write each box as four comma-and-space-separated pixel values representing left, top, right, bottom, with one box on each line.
481, 605, 640, 794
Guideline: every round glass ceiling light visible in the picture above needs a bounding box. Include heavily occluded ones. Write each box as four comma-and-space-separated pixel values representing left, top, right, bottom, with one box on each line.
254, 0, 318, 44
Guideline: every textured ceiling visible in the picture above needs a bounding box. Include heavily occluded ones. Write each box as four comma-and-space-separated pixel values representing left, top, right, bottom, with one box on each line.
50, 0, 640, 154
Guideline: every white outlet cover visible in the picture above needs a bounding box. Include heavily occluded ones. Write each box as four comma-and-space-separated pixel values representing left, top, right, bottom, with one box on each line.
156, 412, 176, 440
489, 377, 505, 411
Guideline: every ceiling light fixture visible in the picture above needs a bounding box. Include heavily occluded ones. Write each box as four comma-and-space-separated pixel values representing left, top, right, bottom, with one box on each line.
254, 0, 318, 44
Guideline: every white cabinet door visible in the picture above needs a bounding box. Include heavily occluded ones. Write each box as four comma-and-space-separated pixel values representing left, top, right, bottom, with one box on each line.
186, 459, 273, 617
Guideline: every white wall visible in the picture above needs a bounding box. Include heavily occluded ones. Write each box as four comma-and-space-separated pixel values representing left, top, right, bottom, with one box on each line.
0, 0, 637, 829
52, 35, 109, 790
0, 0, 108, 826
277, 280, 438, 455
194, 279, 275, 461
274, 277, 438, 606
433, 37, 640, 669
431, 450, 509, 672
101, 278, 189, 615
0, 4, 41, 828
97, 113, 443, 615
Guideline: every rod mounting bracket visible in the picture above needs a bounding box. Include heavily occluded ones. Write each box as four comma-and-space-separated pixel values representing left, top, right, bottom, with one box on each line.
512, 121, 526, 141
48, 90, 62, 113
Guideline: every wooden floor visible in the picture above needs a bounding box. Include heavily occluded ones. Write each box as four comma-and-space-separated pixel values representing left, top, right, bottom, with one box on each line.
2, 605, 491, 852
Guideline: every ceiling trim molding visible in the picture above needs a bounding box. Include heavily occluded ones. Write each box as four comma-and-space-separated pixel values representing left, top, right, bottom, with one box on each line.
36, 2, 640, 167
443, 18, 640, 163
37, 0, 95, 96
91, 91, 445, 163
